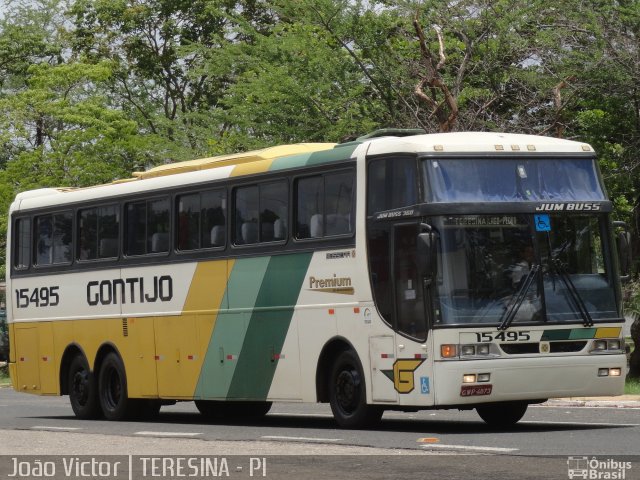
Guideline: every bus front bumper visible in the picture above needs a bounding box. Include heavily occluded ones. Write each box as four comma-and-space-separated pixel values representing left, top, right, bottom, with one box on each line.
433, 354, 626, 407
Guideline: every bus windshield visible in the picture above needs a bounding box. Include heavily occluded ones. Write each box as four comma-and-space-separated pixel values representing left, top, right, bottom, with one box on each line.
423, 157, 605, 202
431, 214, 618, 326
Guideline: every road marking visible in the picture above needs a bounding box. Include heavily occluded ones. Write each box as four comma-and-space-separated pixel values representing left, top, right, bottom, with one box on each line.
520, 420, 640, 427
135, 431, 203, 437
421, 444, 518, 453
261, 435, 342, 442
30, 426, 81, 431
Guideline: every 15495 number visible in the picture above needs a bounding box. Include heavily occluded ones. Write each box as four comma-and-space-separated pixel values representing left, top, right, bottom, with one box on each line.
474, 331, 531, 342
15, 287, 60, 308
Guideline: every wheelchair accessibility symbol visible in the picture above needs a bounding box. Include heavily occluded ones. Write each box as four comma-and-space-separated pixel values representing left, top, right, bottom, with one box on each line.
534, 214, 551, 232
420, 377, 430, 394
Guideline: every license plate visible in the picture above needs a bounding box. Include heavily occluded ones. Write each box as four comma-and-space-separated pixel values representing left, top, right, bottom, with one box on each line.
460, 385, 493, 397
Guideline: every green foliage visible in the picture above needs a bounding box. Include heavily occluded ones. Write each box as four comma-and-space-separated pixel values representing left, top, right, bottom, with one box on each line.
0, 0, 640, 283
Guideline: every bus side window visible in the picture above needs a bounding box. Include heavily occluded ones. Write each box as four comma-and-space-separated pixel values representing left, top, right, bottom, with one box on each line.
295, 171, 354, 240
202, 189, 226, 248
14, 217, 31, 270
367, 157, 417, 215
79, 205, 119, 260
177, 189, 227, 250
325, 171, 354, 236
296, 176, 323, 239
35, 212, 72, 266
125, 198, 169, 256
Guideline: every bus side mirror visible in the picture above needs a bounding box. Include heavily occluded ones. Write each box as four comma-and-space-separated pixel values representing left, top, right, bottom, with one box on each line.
613, 221, 632, 282
417, 227, 437, 281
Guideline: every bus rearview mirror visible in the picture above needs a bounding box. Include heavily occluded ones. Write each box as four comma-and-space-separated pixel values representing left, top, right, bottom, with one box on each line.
613, 221, 632, 281
417, 232, 437, 280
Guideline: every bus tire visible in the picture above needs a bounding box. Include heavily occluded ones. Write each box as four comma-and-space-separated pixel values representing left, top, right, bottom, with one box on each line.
68, 354, 101, 419
476, 401, 528, 427
328, 350, 382, 429
98, 352, 134, 421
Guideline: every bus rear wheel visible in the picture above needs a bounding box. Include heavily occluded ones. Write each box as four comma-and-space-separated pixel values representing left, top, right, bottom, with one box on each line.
328, 350, 382, 429
476, 401, 528, 427
98, 352, 135, 420
68, 354, 101, 419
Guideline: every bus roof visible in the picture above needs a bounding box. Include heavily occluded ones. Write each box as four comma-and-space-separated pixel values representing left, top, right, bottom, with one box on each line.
365, 132, 594, 156
10, 132, 594, 212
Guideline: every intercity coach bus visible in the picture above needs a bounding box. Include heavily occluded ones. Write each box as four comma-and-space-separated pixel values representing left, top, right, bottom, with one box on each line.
6, 130, 629, 428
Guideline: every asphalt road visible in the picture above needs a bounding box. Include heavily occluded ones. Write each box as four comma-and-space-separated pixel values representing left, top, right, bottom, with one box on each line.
0, 388, 638, 479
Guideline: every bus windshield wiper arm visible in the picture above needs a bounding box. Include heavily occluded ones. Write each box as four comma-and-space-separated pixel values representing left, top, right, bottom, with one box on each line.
552, 260, 594, 327
498, 264, 540, 331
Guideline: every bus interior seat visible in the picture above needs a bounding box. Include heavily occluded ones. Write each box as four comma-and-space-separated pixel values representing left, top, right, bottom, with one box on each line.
273, 218, 287, 240
151, 232, 169, 252
99, 238, 118, 258
241, 222, 258, 244
310, 214, 323, 237
210, 225, 225, 247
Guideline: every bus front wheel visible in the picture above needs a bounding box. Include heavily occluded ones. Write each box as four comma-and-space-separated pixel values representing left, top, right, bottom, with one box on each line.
328, 350, 382, 429
98, 352, 134, 420
476, 401, 528, 427
68, 354, 101, 419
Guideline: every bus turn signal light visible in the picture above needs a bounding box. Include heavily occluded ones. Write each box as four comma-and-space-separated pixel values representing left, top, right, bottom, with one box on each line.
441, 344, 457, 358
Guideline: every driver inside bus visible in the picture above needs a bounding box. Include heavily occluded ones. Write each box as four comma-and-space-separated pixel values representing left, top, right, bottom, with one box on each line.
510, 245, 535, 288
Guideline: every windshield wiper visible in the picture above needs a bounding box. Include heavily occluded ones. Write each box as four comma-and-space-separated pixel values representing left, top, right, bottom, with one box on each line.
498, 264, 540, 331
551, 259, 594, 327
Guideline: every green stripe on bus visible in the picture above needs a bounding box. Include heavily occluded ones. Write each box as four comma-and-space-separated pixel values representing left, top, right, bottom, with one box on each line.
269, 153, 313, 171
194, 257, 271, 399
227, 252, 313, 400
541, 328, 597, 341
569, 328, 597, 340
305, 145, 357, 166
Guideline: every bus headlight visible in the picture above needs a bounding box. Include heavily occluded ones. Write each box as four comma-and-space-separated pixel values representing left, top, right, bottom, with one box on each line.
607, 340, 621, 351
591, 339, 623, 353
476, 344, 491, 355
592, 340, 607, 351
460, 345, 476, 356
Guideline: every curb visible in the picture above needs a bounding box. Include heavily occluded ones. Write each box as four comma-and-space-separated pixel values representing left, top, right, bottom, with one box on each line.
543, 397, 640, 408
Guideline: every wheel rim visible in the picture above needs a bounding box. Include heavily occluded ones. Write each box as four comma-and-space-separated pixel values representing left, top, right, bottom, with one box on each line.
71, 369, 90, 406
103, 366, 122, 411
335, 368, 360, 414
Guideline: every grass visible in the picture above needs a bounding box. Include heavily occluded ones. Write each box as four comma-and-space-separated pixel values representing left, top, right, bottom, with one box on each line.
625, 378, 640, 395
0, 367, 9, 385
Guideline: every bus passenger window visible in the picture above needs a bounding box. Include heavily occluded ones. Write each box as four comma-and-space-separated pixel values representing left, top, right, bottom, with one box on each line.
325, 172, 354, 236
35, 212, 72, 266
79, 205, 119, 260
234, 182, 287, 245
202, 189, 226, 248
177, 193, 199, 251
296, 176, 323, 239
260, 181, 287, 242
14, 218, 31, 269
177, 189, 226, 250
235, 186, 259, 245
295, 171, 354, 239
125, 198, 169, 255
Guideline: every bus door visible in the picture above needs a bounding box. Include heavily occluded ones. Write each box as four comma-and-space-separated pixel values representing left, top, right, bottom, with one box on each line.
392, 223, 434, 407
367, 222, 435, 406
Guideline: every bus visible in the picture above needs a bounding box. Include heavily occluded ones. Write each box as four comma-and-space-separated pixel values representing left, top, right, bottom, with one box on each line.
6, 130, 629, 428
